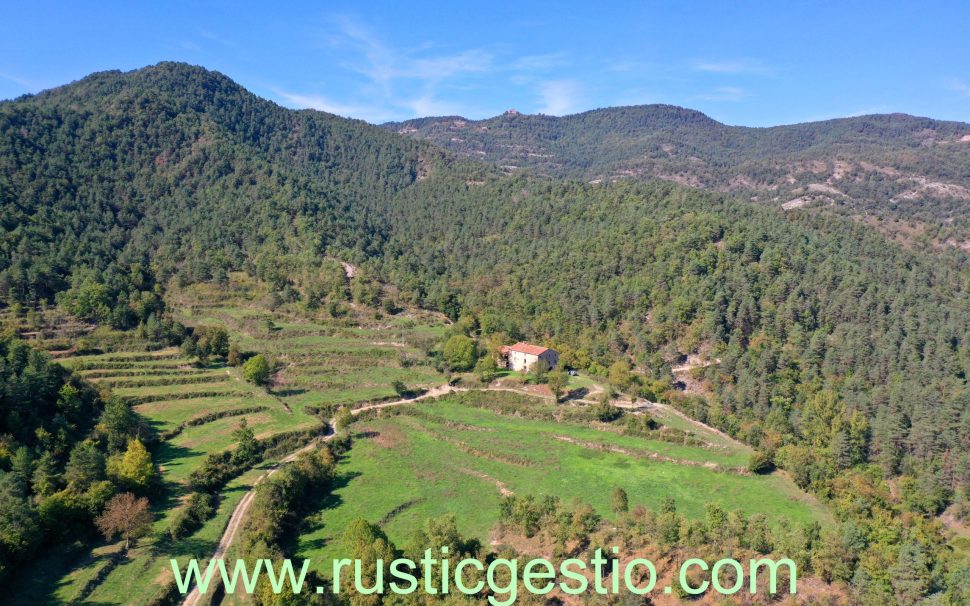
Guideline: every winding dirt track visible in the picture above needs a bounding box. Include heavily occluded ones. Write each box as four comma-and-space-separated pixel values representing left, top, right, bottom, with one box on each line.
179, 437, 324, 606
179, 385, 461, 606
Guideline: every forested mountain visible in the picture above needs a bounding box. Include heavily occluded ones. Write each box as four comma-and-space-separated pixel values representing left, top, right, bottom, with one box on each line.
2, 63, 970, 601
384, 106, 970, 241
0, 62, 446, 320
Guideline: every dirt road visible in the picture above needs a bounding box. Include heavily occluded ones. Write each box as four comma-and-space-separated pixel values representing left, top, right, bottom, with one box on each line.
179, 379, 734, 605
179, 436, 324, 606
179, 386, 454, 606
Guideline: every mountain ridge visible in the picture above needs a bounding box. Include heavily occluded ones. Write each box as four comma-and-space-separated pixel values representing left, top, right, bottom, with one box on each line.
383, 103, 970, 240
385, 104, 970, 133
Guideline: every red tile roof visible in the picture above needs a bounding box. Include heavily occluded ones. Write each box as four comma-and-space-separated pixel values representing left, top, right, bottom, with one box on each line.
508, 342, 549, 356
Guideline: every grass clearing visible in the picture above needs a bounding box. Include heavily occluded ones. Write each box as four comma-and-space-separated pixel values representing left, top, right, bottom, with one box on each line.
296, 393, 831, 564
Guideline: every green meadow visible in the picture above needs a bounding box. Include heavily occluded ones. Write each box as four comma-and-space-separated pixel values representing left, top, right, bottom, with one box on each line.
296, 393, 831, 564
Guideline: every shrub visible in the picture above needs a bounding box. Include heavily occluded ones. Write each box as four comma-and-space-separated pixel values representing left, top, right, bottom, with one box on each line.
475, 356, 499, 384
242, 354, 270, 385
748, 451, 775, 474
227, 342, 242, 366
593, 402, 623, 423
168, 492, 216, 540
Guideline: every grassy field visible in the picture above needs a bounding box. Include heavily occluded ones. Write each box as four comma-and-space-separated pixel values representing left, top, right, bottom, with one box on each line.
296, 393, 831, 564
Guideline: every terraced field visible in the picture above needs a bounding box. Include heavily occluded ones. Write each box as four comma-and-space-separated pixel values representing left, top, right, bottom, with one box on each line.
296, 392, 832, 564
5, 346, 317, 605
169, 276, 450, 413
62, 348, 315, 484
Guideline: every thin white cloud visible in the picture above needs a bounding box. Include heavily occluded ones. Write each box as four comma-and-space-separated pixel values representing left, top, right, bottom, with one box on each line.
693, 60, 771, 76
946, 78, 970, 97
330, 17, 491, 87
405, 94, 467, 118
274, 90, 400, 123
0, 70, 35, 89
538, 79, 582, 115
695, 86, 751, 102
607, 60, 647, 73
278, 16, 494, 121
330, 17, 397, 89
512, 52, 569, 71
406, 50, 492, 81
197, 29, 236, 48
846, 105, 891, 117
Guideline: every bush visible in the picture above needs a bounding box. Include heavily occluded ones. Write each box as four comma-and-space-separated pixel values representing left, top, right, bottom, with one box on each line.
242, 354, 270, 385
168, 492, 216, 540
748, 451, 775, 474
227, 342, 242, 366
592, 402, 623, 423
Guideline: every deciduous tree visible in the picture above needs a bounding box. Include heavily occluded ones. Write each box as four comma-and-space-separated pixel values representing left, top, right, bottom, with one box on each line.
95, 492, 152, 551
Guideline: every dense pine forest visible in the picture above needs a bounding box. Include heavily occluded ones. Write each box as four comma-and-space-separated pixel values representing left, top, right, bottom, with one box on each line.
379, 171, 970, 502
1, 63, 970, 603
0, 62, 438, 313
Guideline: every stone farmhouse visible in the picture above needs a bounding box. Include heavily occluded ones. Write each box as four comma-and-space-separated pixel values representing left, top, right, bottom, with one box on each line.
501, 342, 559, 372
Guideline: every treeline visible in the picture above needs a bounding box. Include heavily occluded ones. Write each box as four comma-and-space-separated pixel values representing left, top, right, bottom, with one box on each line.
0, 336, 158, 581
251, 488, 970, 605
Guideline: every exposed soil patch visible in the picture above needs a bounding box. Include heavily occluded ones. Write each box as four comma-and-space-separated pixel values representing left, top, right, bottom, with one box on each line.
369, 424, 406, 449
458, 468, 514, 496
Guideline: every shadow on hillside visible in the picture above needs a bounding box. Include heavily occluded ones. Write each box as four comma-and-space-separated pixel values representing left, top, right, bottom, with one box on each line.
273, 388, 308, 397
154, 441, 202, 467
283, 471, 361, 553
562, 387, 590, 402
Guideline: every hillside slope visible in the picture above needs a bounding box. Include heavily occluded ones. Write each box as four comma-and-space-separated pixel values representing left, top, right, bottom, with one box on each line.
0, 62, 448, 310
385, 106, 970, 239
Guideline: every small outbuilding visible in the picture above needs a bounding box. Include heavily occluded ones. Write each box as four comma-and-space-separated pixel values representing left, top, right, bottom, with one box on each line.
501, 342, 559, 372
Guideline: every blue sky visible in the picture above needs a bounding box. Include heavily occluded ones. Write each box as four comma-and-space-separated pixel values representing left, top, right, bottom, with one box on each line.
3, 1, 969, 126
